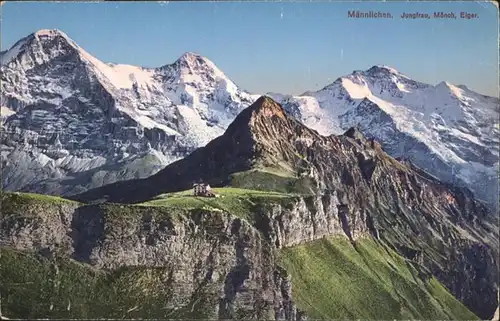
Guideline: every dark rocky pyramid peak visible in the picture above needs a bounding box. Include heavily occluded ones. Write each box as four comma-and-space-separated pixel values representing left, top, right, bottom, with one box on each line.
71, 95, 318, 203
33, 29, 68, 38
365, 65, 399, 74
249, 95, 287, 119
226, 95, 288, 133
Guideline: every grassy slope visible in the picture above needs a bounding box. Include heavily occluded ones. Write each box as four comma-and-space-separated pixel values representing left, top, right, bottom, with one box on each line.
279, 236, 479, 320
0, 249, 215, 319
0, 191, 79, 223
1, 237, 478, 320
229, 169, 317, 195
1, 191, 77, 208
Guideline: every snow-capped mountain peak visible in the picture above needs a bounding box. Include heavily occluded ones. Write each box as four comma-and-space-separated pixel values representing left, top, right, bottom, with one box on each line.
0, 29, 260, 196
1, 29, 155, 92
167, 51, 234, 88
432, 81, 483, 105
0, 28, 79, 66
316, 65, 419, 100
271, 66, 499, 208
435, 80, 457, 91
365, 65, 405, 76
175, 51, 211, 67
33, 28, 73, 41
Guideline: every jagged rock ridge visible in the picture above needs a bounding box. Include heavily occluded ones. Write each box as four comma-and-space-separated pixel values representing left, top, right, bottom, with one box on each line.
73, 96, 499, 319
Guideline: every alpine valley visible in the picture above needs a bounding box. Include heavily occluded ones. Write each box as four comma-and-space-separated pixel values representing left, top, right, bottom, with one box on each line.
1, 29, 499, 320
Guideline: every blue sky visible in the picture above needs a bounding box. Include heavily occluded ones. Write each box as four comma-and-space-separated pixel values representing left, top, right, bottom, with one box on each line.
1, 1, 498, 97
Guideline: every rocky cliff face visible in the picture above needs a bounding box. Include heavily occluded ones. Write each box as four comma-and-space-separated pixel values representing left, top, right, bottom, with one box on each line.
0, 191, 452, 319
4, 179, 498, 319
1, 193, 312, 319
2, 189, 375, 319
2, 189, 497, 318
71, 96, 499, 319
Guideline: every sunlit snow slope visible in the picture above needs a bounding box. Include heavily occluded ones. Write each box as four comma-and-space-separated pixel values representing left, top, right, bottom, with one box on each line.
269, 66, 499, 208
0, 29, 259, 195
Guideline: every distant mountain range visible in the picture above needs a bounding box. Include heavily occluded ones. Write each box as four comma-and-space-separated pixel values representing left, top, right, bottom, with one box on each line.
0, 29, 259, 196
268, 67, 499, 208
1, 29, 498, 209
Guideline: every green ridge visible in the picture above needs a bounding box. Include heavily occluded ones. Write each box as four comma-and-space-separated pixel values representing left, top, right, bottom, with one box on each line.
278, 236, 479, 320
140, 187, 297, 222
1, 191, 79, 221
1, 191, 77, 207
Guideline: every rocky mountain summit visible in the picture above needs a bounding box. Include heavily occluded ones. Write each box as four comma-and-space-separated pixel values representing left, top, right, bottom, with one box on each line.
73, 96, 499, 319
269, 66, 500, 209
1, 29, 259, 195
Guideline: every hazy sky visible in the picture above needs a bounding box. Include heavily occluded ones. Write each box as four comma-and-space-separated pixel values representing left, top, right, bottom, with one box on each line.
1, 1, 498, 97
